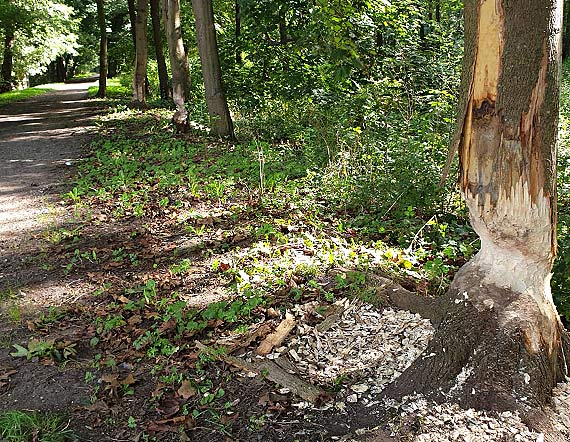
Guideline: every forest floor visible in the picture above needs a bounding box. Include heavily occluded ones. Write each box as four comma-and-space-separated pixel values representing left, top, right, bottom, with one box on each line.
0, 87, 569, 442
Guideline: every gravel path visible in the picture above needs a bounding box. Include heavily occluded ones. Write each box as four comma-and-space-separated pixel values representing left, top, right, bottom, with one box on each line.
0, 82, 101, 301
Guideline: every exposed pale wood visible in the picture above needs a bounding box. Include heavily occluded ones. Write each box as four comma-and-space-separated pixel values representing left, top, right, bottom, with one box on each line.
256, 312, 296, 355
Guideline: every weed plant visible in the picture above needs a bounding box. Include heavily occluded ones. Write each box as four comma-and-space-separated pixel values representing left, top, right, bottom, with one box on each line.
0, 411, 76, 442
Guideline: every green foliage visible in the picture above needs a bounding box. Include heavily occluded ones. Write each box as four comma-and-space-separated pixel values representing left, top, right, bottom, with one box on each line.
0, 411, 77, 442
0, 0, 78, 84
11, 339, 77, 361
88, 78, 130, 99
553, 59, 570, 321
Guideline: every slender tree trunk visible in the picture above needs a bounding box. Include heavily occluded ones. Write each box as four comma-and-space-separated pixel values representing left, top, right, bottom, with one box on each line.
55, 56, 66, 82
132, 0, 149, 108
162, 0, 190, 131
128, 0, 150, 94
435, 0, 441, 23
96, 0, 108, 98
384, 0, 569, 421
235, 1, 241, 64
1, 25, 15, 91
150, 0, 170, 99
191, 0, 235, 139
127, 0, 137, 48
563, 0, 570, 60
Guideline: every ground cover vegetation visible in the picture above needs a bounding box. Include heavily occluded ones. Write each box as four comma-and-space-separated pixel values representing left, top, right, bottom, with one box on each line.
0, 86, 54, 106
2, 0, 570, 440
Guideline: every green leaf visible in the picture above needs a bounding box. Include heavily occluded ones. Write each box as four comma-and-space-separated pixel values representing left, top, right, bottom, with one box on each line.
10, 344, 29, 358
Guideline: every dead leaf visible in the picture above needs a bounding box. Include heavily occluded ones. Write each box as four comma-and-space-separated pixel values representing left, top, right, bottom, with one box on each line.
156, 396, 180, 417
177, 380, 196, 400
146, 415, 190, 433
127, 315, 142, 326
122, 373, 136, 385
218, 261, 231, 272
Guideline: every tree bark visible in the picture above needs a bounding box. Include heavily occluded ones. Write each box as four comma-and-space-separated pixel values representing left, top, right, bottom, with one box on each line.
162, 0, 190, 131
96, 0, 108, 98
132, 0, 149, 108
191, 0, 235, 139
384, 0, 569, 418
150, 0, 170, 100
1, 25, 15, 91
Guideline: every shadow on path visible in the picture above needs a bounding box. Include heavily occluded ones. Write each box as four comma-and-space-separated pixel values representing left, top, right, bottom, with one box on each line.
0, 82, 103, 297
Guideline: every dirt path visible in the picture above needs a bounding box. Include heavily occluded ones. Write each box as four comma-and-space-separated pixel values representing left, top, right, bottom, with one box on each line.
0, 82, 101, 301
0, 83, 104, 425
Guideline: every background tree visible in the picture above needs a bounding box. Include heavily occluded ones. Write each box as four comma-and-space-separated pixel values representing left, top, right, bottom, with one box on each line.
149, 0, 170, 100
95, 0, 107, 98
162, 0, 190, 131
385, 0, 569, 419
132, 0, 149, 107
191, 0, 234, 138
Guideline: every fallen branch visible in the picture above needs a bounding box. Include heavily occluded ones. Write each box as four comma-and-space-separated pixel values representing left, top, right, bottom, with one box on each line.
196, 342, 327, 404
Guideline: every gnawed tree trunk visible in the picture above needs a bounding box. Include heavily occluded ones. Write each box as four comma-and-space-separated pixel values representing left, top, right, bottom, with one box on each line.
191, 0, 235, 139
384, 0, 570, 417
132, 0, 149, 108
150, 0, 170, 100
96, 0, 108, 98
1, 25, 15, 91
162, 0, 190, 131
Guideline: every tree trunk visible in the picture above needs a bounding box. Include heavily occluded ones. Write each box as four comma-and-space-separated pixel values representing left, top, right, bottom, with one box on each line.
96, 0, 108, 98
162, 0, 190, 131
235, 1, 241, 64
55, 56, 67, 82
191, 0, 235, 139
127, 0, 137, 48
435, 0, 441, 23
384, 0, 569, 417
563, 0, 570, 60
132, 0, 149, 108
150, 0, 170, 100
1, 25, 15, 91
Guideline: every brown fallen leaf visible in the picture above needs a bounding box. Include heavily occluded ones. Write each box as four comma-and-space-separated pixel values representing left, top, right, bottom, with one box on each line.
177, 380, 196, 400
156, 396, 180, 417
127, 315, 142, 326
122, 373, 136, 386
146, 415, 191, 433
